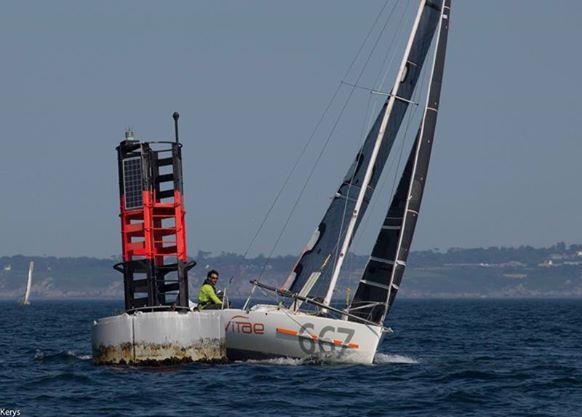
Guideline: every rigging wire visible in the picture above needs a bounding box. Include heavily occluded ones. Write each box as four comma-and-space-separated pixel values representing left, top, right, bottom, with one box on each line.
373, 0, 413, 95
345, 95, 418, 297
309, 0, 405, 282
239, 0, 397, 304
252, 0, 403, 285
346, 24, 438, 302
346, 26, 433, 297
258, 1, 404, 284
332, 0, 411, 297
239, 0, 394, 262
386, 14, 436, 210
342, 92, 378, 286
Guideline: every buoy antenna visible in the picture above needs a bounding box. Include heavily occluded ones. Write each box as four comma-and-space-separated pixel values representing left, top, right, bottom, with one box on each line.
172, 112, 180, 143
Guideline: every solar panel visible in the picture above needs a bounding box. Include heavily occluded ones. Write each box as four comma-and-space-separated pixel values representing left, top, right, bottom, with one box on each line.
123, 157, 143, 209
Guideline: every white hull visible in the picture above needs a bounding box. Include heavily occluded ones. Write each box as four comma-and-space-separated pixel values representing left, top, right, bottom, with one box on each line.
222, 305, 384, 364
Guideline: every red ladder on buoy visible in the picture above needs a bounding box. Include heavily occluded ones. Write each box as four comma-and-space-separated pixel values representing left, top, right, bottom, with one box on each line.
115, 113, 195, 311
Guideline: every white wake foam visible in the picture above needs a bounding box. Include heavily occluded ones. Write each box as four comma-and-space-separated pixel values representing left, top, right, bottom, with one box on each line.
75, 353, 92, 361
240, 354, 419, 366
374, 353, 420, 364
66, 350, 92, 360
34, 349, 91, 361
242, 357, 306, 366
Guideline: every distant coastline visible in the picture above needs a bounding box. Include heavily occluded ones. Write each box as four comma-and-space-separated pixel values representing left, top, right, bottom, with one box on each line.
1, 242, 581, 300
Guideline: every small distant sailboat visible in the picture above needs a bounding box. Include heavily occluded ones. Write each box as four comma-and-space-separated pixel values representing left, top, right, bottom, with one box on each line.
21, 261, 34, 305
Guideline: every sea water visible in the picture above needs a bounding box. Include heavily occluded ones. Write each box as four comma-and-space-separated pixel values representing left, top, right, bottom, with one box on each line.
0, 299, 580, 416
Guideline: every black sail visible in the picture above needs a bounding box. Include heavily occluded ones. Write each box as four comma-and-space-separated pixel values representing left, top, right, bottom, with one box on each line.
284, 2, 443, 303
349, 0, 451, 324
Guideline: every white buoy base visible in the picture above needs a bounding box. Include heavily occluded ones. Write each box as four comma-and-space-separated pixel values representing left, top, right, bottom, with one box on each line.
92, 310, 225, 365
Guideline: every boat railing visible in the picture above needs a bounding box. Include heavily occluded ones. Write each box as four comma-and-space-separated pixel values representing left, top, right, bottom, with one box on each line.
346, 302, 384, 312
248, 280, 390, 331
126, 305, 192, 314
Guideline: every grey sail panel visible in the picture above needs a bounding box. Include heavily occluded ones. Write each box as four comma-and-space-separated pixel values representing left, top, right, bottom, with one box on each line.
349, 0, 451, 324
285, 1, 443, 302
284, 103, 386, 301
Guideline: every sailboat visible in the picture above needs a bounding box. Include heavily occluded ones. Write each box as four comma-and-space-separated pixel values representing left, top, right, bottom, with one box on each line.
222, 0, 451, 364
21, 261, 34, 306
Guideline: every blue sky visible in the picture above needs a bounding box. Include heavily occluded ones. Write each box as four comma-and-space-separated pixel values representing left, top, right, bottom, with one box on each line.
0, 1, 580, 257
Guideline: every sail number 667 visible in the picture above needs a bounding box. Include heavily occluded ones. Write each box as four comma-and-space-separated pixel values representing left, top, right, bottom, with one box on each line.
298, 323, 355, 355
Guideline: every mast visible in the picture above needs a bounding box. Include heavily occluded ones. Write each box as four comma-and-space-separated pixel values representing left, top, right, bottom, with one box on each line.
284, 0, 441, 305
349, 0, 451, 324
23, 261, 33, 305
322, 0, 429, 307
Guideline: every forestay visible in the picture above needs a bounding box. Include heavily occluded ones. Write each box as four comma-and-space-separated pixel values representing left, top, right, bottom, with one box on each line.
349, 0, 451, 324
283, 0, 443, 304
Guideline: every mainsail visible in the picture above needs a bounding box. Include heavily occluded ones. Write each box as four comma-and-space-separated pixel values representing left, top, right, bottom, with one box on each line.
284, 0, 443, 304
349, 0, 451, 324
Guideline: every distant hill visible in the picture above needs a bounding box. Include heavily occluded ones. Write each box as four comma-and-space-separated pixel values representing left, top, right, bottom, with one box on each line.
1, 242, 581, 300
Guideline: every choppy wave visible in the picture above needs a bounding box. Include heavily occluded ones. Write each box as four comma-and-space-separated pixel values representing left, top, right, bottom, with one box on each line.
34, 349, 91, 362
3, 299, 581, 417
374, 353, 420, 364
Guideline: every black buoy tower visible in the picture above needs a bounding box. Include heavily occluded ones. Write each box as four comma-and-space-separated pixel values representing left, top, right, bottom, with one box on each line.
114, 112, 195, 311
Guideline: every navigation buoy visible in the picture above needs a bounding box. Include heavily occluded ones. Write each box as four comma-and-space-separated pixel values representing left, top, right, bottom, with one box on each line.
91, 113, 225, 365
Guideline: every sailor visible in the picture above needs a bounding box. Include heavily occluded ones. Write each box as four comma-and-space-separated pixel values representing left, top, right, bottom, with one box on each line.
197, 270, 223, 310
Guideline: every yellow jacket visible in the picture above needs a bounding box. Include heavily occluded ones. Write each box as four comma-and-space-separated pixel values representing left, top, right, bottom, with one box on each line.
198, 283, 221, 308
